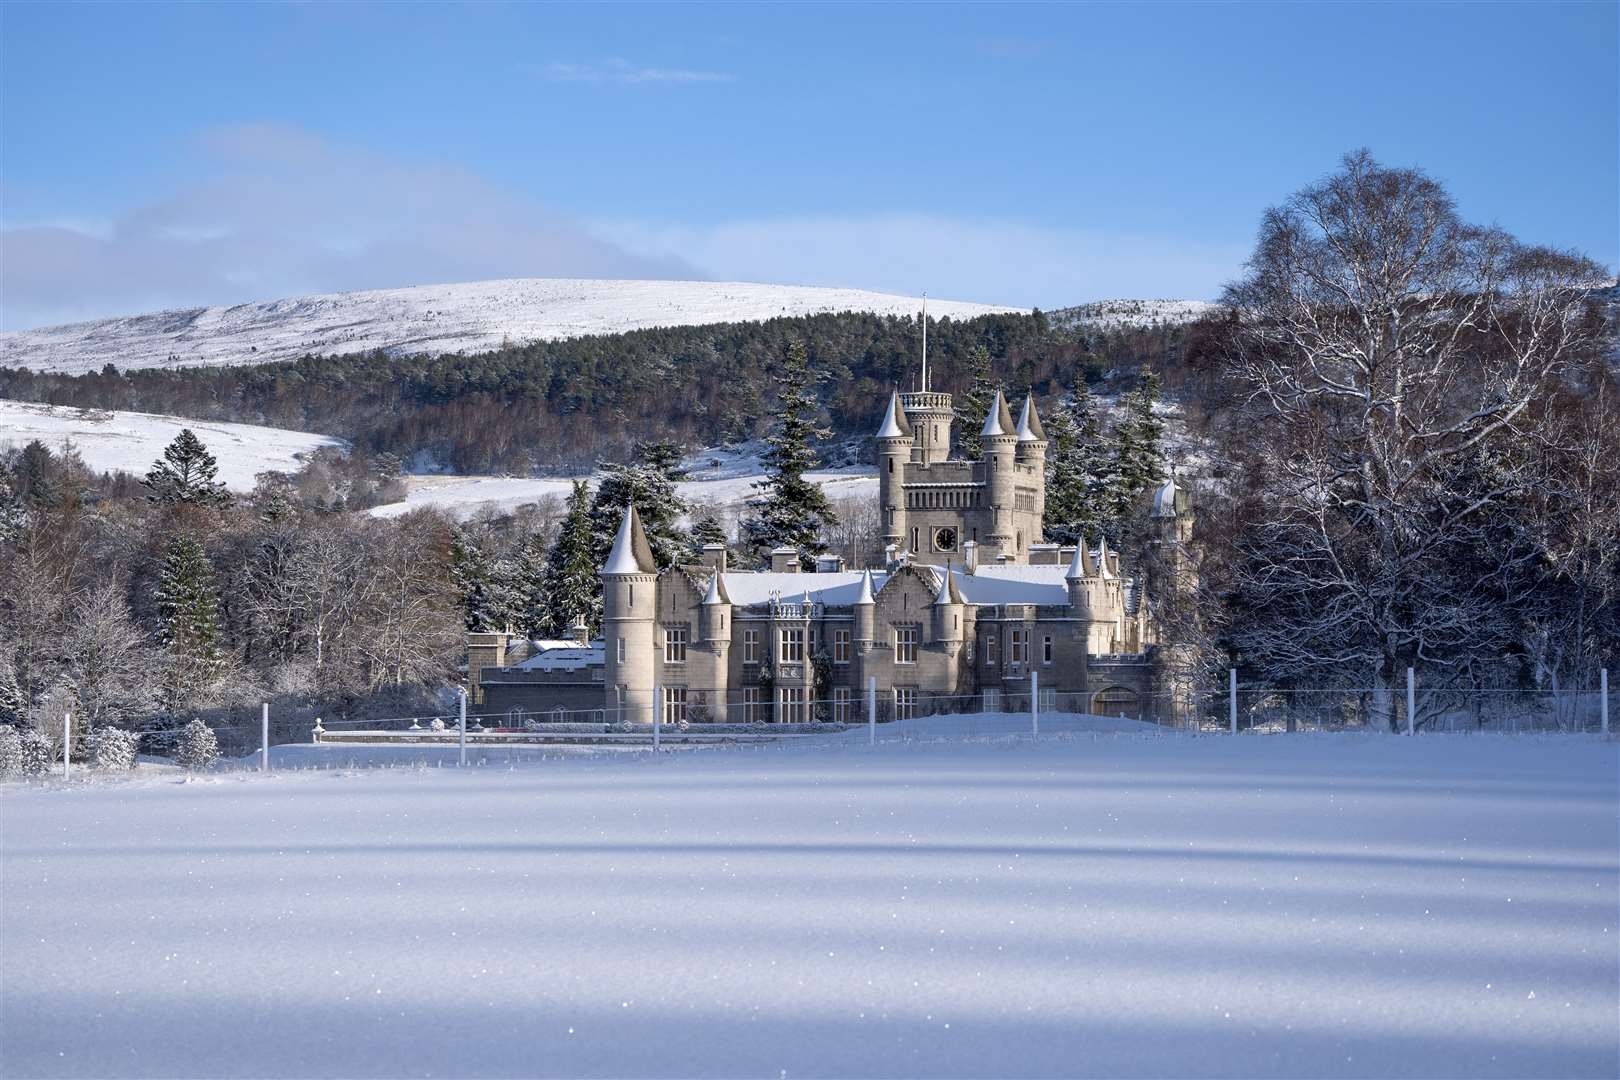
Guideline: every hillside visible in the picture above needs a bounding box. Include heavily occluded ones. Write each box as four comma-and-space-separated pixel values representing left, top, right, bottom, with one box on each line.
0, 279, 1024, 374
0, 399, 343, 490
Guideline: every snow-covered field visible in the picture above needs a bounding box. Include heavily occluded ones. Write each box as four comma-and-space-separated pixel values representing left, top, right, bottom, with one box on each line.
0, 279, 1024, 374
370, 466, 878, 520
3, 727, 1614, 1078
1049, 298, 1220, 332
0, 399, 344, 490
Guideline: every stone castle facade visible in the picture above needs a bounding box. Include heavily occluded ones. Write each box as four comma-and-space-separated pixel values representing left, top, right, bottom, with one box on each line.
468, 372, 1191, 725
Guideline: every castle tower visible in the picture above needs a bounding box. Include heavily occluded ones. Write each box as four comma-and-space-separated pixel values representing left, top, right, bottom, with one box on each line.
700, 570, 733, 722
1065, 541, 1091, 617
931, 565, 964, 653
600, 504, 659, 724
853, 568, 876, 647
875, 391, 914, 554
980, 390, 1019, 561
1015, 392, 1048, 525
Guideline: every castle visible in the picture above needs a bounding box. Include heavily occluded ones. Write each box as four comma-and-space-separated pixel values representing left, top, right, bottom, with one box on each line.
468, 367, 1191, 725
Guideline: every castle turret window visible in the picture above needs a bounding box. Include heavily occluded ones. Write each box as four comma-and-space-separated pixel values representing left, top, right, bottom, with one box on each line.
894, 625, 919, 665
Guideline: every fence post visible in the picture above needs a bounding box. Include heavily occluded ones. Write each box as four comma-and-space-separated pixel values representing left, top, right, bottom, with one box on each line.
867, 676, 876, 745
261, 702, 270, 772
1228, 668, 1237, 734
653, 684, 662, 752
1406, 667, 1416, 737
1031, 669, 1040, 739
1602, 669, 1610, 737
457, 687, 467, 767
62, 711, 71, 780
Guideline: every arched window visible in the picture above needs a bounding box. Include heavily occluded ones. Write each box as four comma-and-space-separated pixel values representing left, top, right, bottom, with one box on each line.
551, 706, 568, 723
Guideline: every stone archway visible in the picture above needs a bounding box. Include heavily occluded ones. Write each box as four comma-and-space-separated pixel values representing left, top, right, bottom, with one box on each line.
1091, 686, 1140, 719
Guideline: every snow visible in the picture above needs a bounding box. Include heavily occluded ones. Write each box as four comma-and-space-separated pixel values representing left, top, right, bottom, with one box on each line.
3, 728, 1614, 1078
369, 467, 879, 521
0, 398, 345, 490
0, 279, 1024, 375
512, 645, 603, 672
1049, 298, 1221, 332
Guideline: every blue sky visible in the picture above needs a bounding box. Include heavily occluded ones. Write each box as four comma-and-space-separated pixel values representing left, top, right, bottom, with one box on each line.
2, 1, 1615, 328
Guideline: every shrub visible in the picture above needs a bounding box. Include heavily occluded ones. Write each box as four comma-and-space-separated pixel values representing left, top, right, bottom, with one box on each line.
18, 730, 54, 776
0, 728, 22, 776
175, 718, 219, 771
91, 728, 141, 771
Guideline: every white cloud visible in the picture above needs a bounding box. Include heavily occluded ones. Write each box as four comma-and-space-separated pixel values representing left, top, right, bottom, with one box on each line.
0, 123, 701, 329
593, 214, 1245, 309
537, 58, 735, 85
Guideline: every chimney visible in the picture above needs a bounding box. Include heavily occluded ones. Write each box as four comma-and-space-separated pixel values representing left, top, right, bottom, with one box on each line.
570, 615, 590, 646
699, 544, 727, 571
769, 546, 800, 573
963, 540, 977, 571
814, 553, 844, 574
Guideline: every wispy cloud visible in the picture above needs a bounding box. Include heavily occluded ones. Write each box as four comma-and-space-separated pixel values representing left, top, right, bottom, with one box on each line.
0, 124, 701, 329
537, 57, 735, 86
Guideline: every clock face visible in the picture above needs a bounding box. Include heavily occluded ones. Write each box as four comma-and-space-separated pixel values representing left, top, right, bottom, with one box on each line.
933, 527, 958, 552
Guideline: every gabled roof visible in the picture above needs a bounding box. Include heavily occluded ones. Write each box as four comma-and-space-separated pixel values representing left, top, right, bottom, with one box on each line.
702, 571, 732, 606
1016, 393, 1046, 443
601, 504, 657, 576
876, 390, 913, 439
980, 389, 1016, 438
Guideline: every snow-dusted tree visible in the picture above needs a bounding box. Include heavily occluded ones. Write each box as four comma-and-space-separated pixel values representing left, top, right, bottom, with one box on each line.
590, 442, 689, 570
248, 471, 298, 523
688, 513, 729, 557
347, 519, 459, 693
541, 480, 601, 638
155, 536, 226, 703
64, 580, 159, 733
90, 727, 140, 771
17, 729, 53, 776
1109, 370, 1167, 525
508, 528, 551, 638
1045, 378, 1116, 543
0, 648, 24, 728
0, 473, 25, 544
0, 728, 22, 775
175, 718, 219, 770
449, 525, 509, 631
143, 429, 231, 508
1219, 150, 1608, 729
740, 340, 837, 566
954, 345, 997, 460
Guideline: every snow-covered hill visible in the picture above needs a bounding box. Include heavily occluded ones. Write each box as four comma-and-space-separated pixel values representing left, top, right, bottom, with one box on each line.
0, 279, 1024, 375
0, 399, 344, 489
1049, 298, 1220, 332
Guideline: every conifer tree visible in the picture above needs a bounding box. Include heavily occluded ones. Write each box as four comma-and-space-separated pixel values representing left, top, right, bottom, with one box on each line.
0, 651, 24, 727
449, 526, 506, 631
541, 480, 601, 638
0, 474, 25, 545
1045, 377, 1118, 542
740, 340, 838, 566
143, 429, 231, 508
509, 529, 550, 638
1110, 369, 1167, 522
155, 536, 225, 699
689, 514, 729, 556
589, 442, 689, 570
175, 718, 220, 770
954, 345, 997, 460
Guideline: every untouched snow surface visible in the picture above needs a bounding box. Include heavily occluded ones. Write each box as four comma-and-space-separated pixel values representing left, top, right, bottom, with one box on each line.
3, 727, 1615, 1079
0, 399, 344, 490
1048, 298, 1219, 331
0, 279, 1024, 374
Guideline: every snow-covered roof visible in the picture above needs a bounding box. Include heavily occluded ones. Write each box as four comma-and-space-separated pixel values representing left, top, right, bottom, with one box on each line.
855, 569, 876, 605
1065, 543, 1088, 580
876, 390, 912, 439
601, 504, 657, 575
954, 564, 1070, 606
1151, 474, 1184, 518
931, 565, 964, 606
722, 571, 889, 608
979, 389, 1009, 437
1016, 394, 1046, 443
702, 571, 732, 606
1097, 535, 1117, 580
513, 645, 604, 672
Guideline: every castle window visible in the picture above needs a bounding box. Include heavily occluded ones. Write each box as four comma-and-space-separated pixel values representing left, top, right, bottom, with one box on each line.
910, 527, 919, 553
551, 706, 567, 724
894, 687, 918, 720
983, 688, 1002, 713
742, 628, 760, 664
779, 627, 805, 663
664, 625, 688, 664
985, 634, 997, 668
894, 625, 919, 665
888, 459, 894, 474
779, 687, 807, 723
1010, 627, 1027, 665
832, 628, 851, 664
616, 637, 626, 664
742, 686, 766, 723
833, 687, 853, 723
662, 686, 687, 725
1043, 635, 1054, 665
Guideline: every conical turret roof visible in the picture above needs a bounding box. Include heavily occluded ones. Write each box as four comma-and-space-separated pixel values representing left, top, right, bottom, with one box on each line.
601, 504, 658, 576
1016, 393, 1046, 442
980, 389, 1016, 438
876, 390, 913, 439
1065, 542, 1089, 581
854, 568, 876, 605
932, 565, 963, 606
702, 571, 731, 605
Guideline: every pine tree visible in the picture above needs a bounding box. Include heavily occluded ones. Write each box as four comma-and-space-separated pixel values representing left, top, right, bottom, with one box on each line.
954, 345, 997, 460
508, 529, 550, 638
589, 442, 690, 570
740, 340, 838, 566
1110, 369, 1167, 522
175, 718, 219, 770
0, 474, 25, 545
0, 650, 24, 727
1045, 377, 1118, 543
143, 429, 231, 507
689, 514, 729, 556
541, 480, 601, 638
449, 526, 508, 631
155, 536, 225, 700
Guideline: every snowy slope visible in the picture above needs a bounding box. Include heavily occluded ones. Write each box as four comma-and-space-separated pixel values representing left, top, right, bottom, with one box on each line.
2, 731, 1614, 1078
0, 399, 344, 490
1049, 297, 1220, 331
0, 279, 1024, 374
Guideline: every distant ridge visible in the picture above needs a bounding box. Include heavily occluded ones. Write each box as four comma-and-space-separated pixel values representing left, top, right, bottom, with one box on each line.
0, 278, 1024, 375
